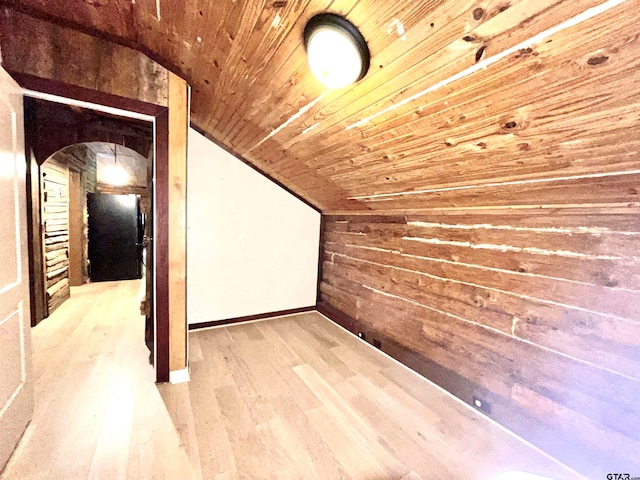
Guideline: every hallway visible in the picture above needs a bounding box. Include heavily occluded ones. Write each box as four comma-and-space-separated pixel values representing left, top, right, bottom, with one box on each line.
0, 281, 193, 480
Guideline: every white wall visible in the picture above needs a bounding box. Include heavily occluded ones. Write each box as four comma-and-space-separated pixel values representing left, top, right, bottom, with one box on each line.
187, 128, 320, 324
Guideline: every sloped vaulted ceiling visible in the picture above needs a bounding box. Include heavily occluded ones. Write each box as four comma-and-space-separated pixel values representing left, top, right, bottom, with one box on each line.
1, 0, 639, 212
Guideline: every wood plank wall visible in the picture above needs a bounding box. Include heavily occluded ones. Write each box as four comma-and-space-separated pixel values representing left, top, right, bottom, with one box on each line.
0, 10, 168, 108
41, 145, 97, 315
319, 206, 640, 476
42, 157, 70, 314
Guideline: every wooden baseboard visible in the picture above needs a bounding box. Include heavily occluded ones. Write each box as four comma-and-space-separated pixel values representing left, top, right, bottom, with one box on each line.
188, 306, 316, 331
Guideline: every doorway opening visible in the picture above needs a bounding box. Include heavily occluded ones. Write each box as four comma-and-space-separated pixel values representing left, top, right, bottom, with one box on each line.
22, 91, 169, 379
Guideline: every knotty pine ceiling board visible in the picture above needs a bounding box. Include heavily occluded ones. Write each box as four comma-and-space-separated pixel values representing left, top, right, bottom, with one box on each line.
245, 0, 605, 153
4, 0, 639, 213
258, 0, 640, 200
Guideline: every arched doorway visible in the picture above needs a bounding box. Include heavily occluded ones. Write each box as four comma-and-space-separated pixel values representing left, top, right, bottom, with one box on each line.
24, 96, 153, 324
39, 142, 151, 315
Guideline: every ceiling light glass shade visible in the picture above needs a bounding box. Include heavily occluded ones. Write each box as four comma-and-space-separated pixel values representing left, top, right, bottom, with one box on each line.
304, 14, 370, 89
101, 164, 129, 186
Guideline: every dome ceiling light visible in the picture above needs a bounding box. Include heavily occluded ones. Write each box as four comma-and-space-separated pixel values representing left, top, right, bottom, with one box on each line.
303, 13, 370, 89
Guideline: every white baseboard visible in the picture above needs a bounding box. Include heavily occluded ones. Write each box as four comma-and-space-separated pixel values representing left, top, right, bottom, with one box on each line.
169, 368, 190, 384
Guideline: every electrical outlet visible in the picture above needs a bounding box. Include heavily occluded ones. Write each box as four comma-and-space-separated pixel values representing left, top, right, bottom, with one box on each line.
373, 339, 381, 349
472, 396, 491, 414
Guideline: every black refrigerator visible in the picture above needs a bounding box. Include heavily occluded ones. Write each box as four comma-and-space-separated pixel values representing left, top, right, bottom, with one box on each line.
87, 193, 144, 282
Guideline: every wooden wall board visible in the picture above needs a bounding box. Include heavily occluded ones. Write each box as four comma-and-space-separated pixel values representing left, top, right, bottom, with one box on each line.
320, 209, 640, 477
323, 249, 640, 375
68, 168, 83, 286
41, 157, 69, 315
0, 9, 168, 107
39, 144, 101, 314
167, 72, 188, 374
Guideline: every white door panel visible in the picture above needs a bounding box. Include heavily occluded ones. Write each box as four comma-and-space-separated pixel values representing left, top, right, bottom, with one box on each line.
0, 309, 23, 407
0, 65, 33, 472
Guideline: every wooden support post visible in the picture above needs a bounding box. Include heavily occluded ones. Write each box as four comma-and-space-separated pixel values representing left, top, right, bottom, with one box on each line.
167, 72, 188, 378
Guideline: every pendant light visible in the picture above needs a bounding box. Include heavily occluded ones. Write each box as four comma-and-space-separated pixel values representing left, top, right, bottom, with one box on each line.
304, 13, 370, 89
102, 144, 129, 186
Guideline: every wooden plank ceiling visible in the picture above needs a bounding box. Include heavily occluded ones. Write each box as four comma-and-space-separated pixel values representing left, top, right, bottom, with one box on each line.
4, 0, 639, 212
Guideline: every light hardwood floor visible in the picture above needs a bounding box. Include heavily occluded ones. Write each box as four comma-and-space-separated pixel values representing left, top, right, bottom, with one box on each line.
2, 280, 583, 479
176, 314, 584, 480
1, 280, 195, 480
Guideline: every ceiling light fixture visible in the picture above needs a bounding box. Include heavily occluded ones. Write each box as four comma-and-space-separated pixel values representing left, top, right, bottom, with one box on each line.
102, 144, 129, 187
304, 13, 370, 89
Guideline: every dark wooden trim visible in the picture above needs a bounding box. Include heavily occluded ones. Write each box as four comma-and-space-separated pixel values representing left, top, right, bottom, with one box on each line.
23, 97, 46, 327
9, 72, 166, 117
188, 306, 316, 331
18, 72, 172, 384
316, 302, 360, 334
189, 122, 321, 213
316, 215, 326, 303
154, 110, 170, 383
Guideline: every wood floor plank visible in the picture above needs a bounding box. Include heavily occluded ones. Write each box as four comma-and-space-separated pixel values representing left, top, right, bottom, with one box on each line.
157, 383, 204, 480
88, 389, 135, 480
270, 395, 349, 480
295, 362, 409, 479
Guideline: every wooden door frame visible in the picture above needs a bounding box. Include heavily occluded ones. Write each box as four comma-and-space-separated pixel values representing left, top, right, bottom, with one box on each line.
67, 166, 84, 287
12, 72, 172, 383
24, 101, 46, 324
